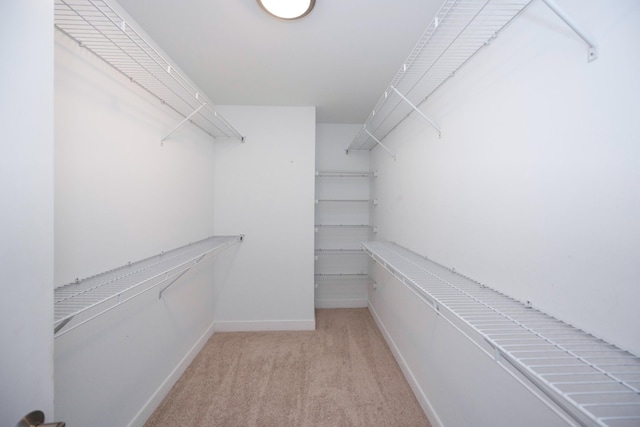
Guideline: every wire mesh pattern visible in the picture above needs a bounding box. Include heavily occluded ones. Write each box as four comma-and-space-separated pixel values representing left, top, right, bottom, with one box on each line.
54, 235, 243, 336
315, 199, 371, 203
315, 170, 373, 178
363, 241, 640, 427
347, 0, 533, 152
314, 273, 369, 279
315, 224, 373, 229
54, 0, 244, 141
315, 249, 365, 254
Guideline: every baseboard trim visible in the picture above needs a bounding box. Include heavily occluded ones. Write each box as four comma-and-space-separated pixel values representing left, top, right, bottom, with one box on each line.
213, 319, 316, 332
127, 319, 216, 427
314, 298, 368, 309
368, 302, 444, 427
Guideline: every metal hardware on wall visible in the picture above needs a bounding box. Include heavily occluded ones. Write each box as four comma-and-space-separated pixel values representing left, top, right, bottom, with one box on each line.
390, 86, 441, 138
347, 0, 535, 154
54, 0, 245, 143
363, 128, 395, 160
316, 170, 372, 178
314, 273, 369, 279
161, 103, 207, 143
347, 0, 598, 155
540, 0, 598, 62
363, 241, 640, 427
53, 235, 243, 337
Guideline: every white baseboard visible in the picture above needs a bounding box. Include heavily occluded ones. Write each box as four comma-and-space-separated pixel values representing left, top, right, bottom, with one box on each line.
127, 319, 216, 427
213, 319, 316, 332
368, 302, 443, 427
315, 298, 368, 309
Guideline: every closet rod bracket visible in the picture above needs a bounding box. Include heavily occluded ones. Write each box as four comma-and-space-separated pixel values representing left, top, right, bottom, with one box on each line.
364, 129, 396, 160
158, 254, 207, 298
541, 0, 598, 62
162, 103, 207, 143
390, 86, 441, 137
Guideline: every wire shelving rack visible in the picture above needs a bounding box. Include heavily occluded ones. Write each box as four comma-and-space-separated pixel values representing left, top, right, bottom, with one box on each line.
54, 235, 243, 337
315, 249, 365, 254
315, 170, 374, 178
54, 0, 244, 143
347, 0, 597, 155
363, 241, 640, 427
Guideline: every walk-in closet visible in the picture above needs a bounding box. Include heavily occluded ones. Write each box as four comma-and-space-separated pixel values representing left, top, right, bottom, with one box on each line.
3, 0, 639, 426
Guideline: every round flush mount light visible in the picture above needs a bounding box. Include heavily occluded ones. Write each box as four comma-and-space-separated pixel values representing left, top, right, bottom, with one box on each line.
257, 0, 316, 20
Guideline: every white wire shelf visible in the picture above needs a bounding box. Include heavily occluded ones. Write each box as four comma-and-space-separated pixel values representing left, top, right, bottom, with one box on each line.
54, 235, 244, 337
314, 273, 369, 279
347, 0, 597, 155
363, 241, 640, 427
347, 0, 533, 153
315, 199, 372, 203
314, 225, 378, 235
315, 170, 374, 178
54, 0, 244, 143
315, 249, 366, 254
315, 224, 375, 229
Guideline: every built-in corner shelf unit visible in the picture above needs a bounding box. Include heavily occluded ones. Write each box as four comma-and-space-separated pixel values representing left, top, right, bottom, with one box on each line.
314, 170, 375, 307
54, 235, 243, 337
364, 241, 640, 427
346, 0, 597, 156
54, 0, 244, 143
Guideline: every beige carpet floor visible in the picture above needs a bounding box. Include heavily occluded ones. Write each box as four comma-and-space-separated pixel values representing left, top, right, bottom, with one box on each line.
145, 308, 430, 426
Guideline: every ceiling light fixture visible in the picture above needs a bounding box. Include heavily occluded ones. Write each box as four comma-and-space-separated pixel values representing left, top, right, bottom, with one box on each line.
257, 0, 316, 20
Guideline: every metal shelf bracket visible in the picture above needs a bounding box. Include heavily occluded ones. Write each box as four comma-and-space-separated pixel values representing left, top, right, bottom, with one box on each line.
541, 0, 598, 62
53, 235, 243, 337
55, 0, 245, 143
346, 0, 599, 155
158, 253, 206, 298
162, 103, 207, 143
391, 86, 442, 138
364, 129, 396, 160
363, 241, 640, 427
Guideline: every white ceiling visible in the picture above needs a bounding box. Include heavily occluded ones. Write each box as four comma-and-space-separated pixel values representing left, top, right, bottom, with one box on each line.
115, 0, 444, 123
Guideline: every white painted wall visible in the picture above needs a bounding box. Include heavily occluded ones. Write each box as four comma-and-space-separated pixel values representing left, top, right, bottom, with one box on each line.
369, 1, 640, 425
54, 29, 237, 427
315, 124, 371, 307
316, 124, 367, 172
0, 2, 55, 426
211, 105, 316, 331
55, 30, 220, 286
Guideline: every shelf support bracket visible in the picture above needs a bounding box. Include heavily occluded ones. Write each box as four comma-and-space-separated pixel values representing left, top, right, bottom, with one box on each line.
162, 103, 207, 142
159, 254, 207, 298
364, 129, 396, 160
541, 0, 598, 62
391, 86, 441, 137
54, 317, 73, 335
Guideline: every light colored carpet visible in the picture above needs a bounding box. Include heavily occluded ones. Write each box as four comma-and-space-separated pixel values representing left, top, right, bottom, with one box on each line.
145, 308, 430, 426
